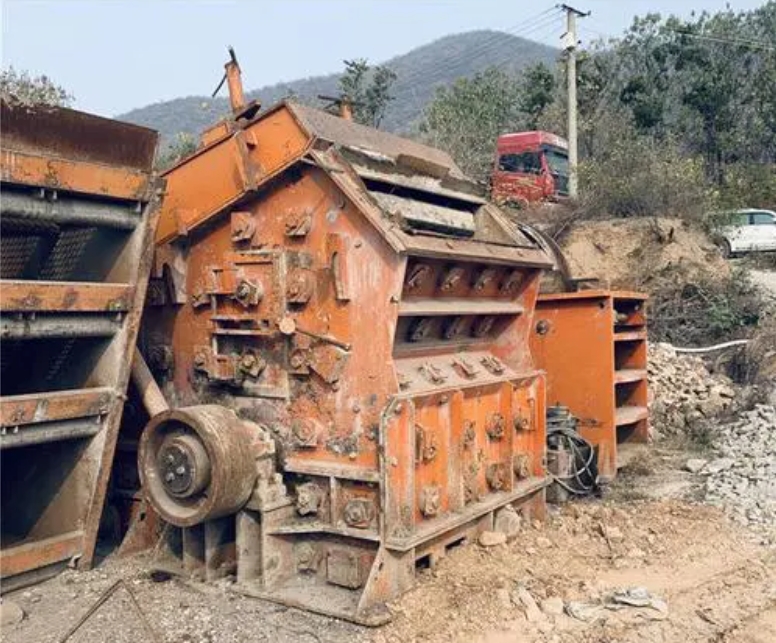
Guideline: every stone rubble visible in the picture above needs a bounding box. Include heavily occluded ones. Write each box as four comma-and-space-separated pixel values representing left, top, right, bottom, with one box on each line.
703, 404, 776, 535
648, 343, 737, 437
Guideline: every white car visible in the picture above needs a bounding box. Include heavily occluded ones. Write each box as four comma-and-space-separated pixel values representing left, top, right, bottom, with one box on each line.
717, 209, 776, 257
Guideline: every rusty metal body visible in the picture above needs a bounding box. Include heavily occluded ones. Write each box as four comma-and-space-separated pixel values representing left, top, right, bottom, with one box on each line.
138, 94, 553, 623
0, 100, 162, 590
529, 290, 649, 480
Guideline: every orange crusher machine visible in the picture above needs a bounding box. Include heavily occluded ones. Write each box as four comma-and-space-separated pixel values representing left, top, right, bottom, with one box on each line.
131, 59, 554, 624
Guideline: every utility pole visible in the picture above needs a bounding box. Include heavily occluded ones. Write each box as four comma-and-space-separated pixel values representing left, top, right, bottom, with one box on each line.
560, 4, 589, 200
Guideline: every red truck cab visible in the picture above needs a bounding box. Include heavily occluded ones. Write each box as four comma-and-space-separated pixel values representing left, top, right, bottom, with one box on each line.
492, 131, 570, 206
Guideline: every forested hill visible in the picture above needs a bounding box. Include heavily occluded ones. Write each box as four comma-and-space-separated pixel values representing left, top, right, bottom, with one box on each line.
117, 30, 558, 143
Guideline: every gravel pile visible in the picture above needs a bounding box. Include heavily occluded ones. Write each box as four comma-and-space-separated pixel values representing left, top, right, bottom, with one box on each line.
702, 404, 776, 534
648, 343, 737, 436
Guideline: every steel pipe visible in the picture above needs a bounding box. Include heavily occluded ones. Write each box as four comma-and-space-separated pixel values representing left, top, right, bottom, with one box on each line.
2, 191, 141, 230
0, 314, 120, 339
0, 417, 101, 449
131, 348, 169, 417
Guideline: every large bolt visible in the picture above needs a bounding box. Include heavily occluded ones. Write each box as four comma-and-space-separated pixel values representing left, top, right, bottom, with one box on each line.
343, 498, 374, 529
296, 482, 322, 516
419, 486, 441, 518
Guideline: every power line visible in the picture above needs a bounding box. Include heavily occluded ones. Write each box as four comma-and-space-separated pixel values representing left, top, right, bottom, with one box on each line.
391, 8, 563, 95
665, 29, 776, 52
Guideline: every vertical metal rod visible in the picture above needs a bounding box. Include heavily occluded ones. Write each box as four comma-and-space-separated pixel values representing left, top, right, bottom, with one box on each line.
225, 47, 246, 114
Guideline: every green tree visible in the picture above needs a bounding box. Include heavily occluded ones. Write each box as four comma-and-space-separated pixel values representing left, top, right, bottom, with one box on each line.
0, 66, 72, 106
157, 133, 198, 171
518, 62, 556, 130
338, 58, 397, 127
419, 67, 524, 182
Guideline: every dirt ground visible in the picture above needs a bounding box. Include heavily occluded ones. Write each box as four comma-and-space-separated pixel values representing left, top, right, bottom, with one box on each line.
3, 447, 775, 643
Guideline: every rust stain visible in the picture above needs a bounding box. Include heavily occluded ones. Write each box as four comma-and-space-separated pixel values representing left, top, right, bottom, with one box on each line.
62, 288, 79, 309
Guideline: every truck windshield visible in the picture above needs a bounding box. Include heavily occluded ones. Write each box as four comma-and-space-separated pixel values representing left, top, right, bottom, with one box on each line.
498, 152, 542, 175
543, 147, 569, 176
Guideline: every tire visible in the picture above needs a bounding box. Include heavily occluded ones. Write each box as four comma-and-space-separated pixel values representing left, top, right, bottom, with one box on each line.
718, 238, 732, 259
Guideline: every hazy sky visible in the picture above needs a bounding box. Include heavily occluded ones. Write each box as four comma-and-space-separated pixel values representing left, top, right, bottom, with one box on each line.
1, 0, 767, 117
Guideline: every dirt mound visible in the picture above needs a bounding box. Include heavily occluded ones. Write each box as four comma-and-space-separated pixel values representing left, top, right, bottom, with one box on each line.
559, 218, 728, 290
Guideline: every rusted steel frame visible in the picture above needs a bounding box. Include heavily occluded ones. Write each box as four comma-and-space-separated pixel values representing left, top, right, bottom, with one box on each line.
402, 236, 554, 267
130, 348, 169, 417
79, 178, 165, 570
0, 150, 152, 202
393, 369, 543, 401
0, 386, 114, 427
0, 530, 83, 579
0, 281, 133, 313
0, 314, 120, 339
1, 99, 157, 173
0, 418, 102, 449
381, 477, 549, 551
538, 289, 648, 302
398, 298, 524, 317
309, 149, 405, 252
1, 190, 141, 230
352, 163, 487, 205
282, 458, 381, 482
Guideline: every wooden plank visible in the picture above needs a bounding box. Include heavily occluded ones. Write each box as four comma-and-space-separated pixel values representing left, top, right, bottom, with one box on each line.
0, 280, 133, 313
0, 530, 83, 579
615, 405, 649, 426
614, 369, 647, 385
0, 387, 114, 427
399, 298, 524, 317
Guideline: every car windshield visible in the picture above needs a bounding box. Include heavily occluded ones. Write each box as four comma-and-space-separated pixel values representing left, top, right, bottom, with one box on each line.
543, 147, 569, 176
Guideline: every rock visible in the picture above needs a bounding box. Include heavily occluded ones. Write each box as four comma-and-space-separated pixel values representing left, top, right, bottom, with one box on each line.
535, 536, 552, 549
605, 526, 625, 542
478, 531, 507, 547
0, 600, 25, 627
565, 601, 605, 623
706, 457, 735, 475
513, 587, 544, 623
494, 506, 522, 541
496, 588, 512, 609
684, 458, 707, 473
541, 596, 565, 616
